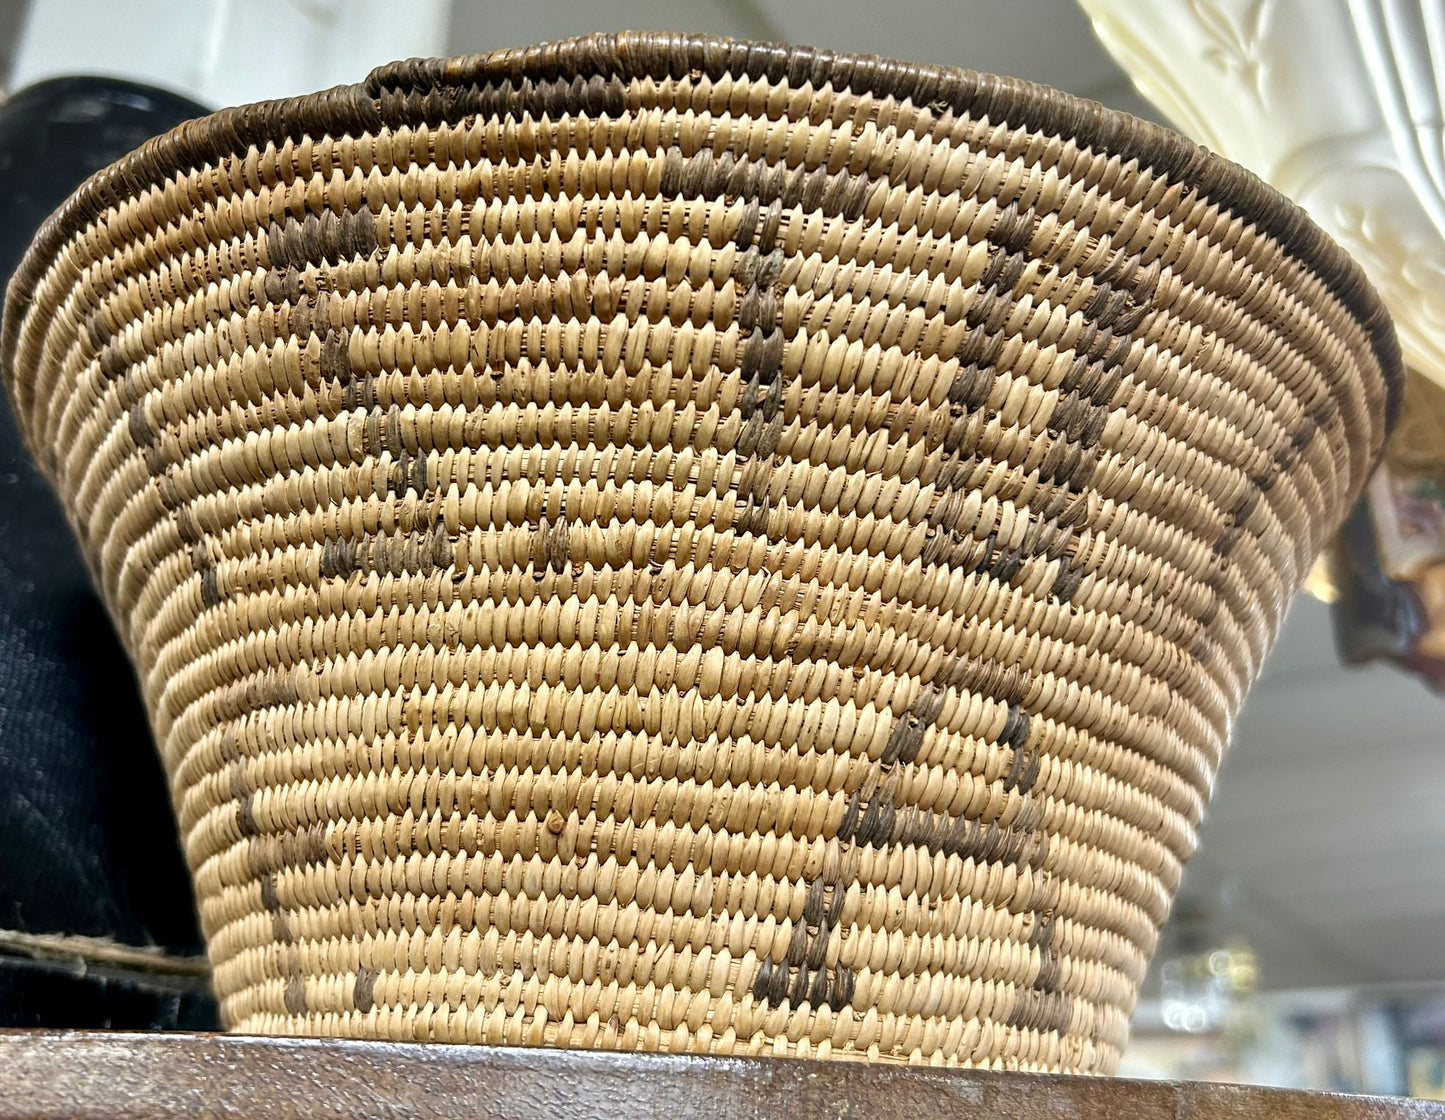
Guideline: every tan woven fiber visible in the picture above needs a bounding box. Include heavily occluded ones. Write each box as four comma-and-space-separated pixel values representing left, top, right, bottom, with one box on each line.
0, 32, 1399, 1072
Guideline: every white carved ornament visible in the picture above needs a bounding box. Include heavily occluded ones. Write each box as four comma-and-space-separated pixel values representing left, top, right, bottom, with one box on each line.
1079, 0, 1445, 389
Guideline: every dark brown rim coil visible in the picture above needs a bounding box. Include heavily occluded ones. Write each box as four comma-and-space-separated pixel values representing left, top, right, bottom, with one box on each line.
2, 32, 1402, 415
0, 31, 1401, 1073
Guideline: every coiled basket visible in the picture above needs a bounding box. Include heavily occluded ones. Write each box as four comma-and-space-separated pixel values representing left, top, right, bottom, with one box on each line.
1, 32, 1400, 1072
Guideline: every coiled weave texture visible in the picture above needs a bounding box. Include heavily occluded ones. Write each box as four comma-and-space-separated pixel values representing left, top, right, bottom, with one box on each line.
0, 32, 1399, 1072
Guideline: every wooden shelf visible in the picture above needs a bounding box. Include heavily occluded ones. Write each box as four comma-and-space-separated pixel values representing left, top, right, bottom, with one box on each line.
2, 1030, 1442, 1119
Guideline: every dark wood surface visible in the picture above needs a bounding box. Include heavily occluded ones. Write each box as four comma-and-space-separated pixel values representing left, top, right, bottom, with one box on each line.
2, 1030, 1442, 1119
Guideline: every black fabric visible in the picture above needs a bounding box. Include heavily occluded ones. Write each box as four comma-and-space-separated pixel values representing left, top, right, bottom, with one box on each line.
0, 77, 218, 1026
0, 958, 217, 1030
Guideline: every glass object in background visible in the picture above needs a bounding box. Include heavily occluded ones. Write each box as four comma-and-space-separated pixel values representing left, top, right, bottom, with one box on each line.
1160, 942, 1260, 1035
1127, 987, 1445, 1097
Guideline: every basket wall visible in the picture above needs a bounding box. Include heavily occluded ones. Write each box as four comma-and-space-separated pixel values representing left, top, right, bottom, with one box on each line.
0, 33, 1398, 1072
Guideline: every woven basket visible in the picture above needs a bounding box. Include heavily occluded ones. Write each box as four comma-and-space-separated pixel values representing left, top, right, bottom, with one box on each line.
1, 32, 1399, 1072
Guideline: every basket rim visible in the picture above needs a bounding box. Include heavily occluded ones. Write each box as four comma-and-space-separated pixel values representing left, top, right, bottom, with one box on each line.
0, 29, 1403, 425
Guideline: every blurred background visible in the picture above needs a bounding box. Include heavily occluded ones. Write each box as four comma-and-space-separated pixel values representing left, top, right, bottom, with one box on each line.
0, 0, 1442, 1097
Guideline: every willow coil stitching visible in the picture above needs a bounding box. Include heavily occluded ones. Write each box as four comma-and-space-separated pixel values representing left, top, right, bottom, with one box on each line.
0, 32, 1399, 1073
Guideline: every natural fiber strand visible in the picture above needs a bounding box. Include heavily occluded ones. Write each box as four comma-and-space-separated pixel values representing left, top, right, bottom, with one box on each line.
0, 33, 1399, 1072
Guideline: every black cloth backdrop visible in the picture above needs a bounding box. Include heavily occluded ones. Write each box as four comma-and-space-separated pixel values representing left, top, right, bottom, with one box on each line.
0, 77, 218, 1028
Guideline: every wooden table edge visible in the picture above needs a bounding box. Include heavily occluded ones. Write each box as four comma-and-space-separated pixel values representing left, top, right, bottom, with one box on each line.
2, 1030, 1441, 1118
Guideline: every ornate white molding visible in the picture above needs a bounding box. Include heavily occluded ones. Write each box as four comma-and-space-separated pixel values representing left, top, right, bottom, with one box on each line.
1081, 0, 1445, 388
